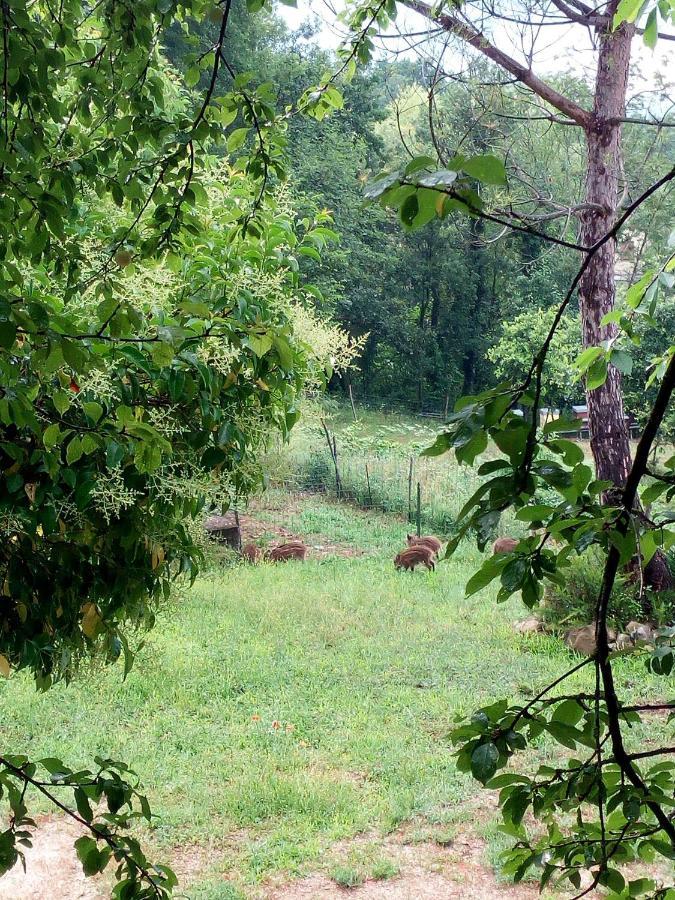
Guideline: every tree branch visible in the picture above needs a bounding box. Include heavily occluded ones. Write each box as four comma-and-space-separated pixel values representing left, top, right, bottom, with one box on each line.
594, 349, 675, 846
400, 0, 592, 128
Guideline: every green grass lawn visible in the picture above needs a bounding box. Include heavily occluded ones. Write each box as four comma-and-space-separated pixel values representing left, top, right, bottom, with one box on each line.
0, 498, 668, 897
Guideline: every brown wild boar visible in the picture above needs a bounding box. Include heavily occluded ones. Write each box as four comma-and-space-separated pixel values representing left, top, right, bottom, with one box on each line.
268, 541, 308, 563
394, 545, 435, 572
241, 543, 262, 563
407, 534, 442, 556
492, 537, 519, 554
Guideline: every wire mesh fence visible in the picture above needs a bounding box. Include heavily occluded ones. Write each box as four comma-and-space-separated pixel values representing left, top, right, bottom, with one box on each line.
263, 440, 484, 536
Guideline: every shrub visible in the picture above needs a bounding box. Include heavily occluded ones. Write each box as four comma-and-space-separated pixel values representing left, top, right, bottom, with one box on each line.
542, 548, 643, 630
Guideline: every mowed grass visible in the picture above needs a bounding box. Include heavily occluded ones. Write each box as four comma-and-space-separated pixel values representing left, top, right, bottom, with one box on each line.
0, 499, 668, 896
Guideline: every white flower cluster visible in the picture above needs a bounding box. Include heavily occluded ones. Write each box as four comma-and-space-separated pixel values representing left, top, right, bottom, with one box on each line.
0, 513, 26, 538
196, 336, 239, 375
149, 460, 234, 510
51, 499, 85, 530
78, 362, 118, 404
90, 467, 142, 523
148, 405, 187, 439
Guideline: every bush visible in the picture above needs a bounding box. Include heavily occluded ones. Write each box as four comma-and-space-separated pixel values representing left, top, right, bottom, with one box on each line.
542, 549, 643, 630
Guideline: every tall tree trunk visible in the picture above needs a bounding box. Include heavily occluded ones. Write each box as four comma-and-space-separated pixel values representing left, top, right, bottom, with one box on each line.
579, 12, 672, 595
578, 10, 634, 488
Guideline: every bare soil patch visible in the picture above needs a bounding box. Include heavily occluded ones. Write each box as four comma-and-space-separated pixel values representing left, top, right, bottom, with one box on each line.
264, 832, 543, 900
0, 816, 107, 900
215, 501, 365, 559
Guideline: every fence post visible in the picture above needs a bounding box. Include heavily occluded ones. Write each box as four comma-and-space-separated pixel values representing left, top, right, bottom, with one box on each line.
233, 508, 242, 550
348, 383, 358, 421
416, 482, 421, 537
444, 393, 449, 419
333, 434, 342, 499
321, 418, 342, 499
365, 464, 373, 508
407, 456, 413, 523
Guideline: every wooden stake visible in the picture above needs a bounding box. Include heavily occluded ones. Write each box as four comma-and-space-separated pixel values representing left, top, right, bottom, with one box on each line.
348, 382, 357, 421
365, 464, 373, 507
416, 482, 421, 537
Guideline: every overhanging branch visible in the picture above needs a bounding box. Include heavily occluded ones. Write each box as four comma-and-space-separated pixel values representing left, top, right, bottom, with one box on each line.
400, 0, 593, 128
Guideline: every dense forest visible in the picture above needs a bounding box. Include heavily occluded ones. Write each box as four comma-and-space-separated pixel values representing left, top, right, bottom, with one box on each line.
164, 2, 674, 418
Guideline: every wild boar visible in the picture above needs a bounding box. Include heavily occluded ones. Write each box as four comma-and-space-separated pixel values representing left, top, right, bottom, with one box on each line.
406, 534, 442, 556
241, 543, 262, 563
268, 542, 308, 562
394, 545, 435, 572
492, 537, 519, 554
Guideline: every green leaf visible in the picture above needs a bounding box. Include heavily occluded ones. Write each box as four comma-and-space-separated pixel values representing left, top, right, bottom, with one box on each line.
625, 270, 653, 308
610, 348, 633, 375
272, 335, 294, 370
66, 436, 83, 464
61, 339, 88, 372
516, 504, 555, 522
552, 699, 584, 726
461, 154, 507, 185
575, 345, 603, 372
547, 438, 584, 466
586, 357, 608, 390
613, 0, 645, 24
471, 742, 499, 783
412, 188, 439, 228
82, 402, 103, 424
247, 332, 273, 357
417, 169, 458, 189
465, 556, 504, 597
185, 66, 200, 88
599, 868, 625, 895
227, 127, 249, 153
151, 342, 174, 367
74, 836, 102, 876
43, 423, 61, 449
404, 155, 436, 175
0, 320, 17, 349
400, 193, 419, 227
421, 433, 452, 457
643, 6, 658, 46
641, 480, 669, 505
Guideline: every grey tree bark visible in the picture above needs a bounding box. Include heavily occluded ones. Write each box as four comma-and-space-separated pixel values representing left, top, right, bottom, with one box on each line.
578, 7, 635, 487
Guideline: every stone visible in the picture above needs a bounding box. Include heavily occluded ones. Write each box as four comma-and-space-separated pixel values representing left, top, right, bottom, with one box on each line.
613, 633, 633, 651
515, 617, 544, 635
626, 621, 656, 645
564, 624, 617, 656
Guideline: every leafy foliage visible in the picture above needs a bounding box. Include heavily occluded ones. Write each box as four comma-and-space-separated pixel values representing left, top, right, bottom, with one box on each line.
0, 0, 358, 894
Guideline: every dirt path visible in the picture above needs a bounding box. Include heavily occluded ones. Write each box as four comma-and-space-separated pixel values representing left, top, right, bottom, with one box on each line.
263, 830, 546, 900
0, 817, 107, 900
0, 818, 545, 900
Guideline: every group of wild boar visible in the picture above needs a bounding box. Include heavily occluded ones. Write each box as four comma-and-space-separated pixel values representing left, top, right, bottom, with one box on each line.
393, 534, 520, 572
393, 534, 442, 571
240, 540, 308, 563
240, 533, 521, 568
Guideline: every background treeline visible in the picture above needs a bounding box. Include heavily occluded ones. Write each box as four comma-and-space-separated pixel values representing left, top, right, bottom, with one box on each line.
164, 3, 675, 421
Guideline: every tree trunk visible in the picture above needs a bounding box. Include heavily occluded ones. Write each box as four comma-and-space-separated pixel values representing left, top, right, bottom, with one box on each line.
579, 11, 672, 596
578, 9, 634, 488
